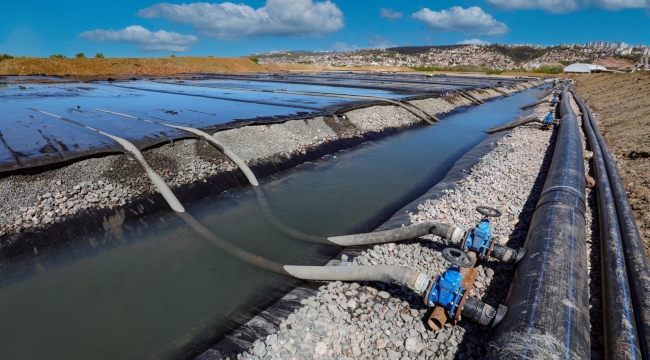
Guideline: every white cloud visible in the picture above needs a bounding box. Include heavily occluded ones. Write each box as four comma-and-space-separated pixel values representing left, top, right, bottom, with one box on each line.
412, 7, 509, 37
137, 0, 344, 40
368, 35, 395, 49
486, 0, 579, 13
457, 38, 491, 45
487, 0, 648, 12
584, 0, 650, 10
331, 42, 358, 52
379, 8, 403, 19
79, 25, 199, 52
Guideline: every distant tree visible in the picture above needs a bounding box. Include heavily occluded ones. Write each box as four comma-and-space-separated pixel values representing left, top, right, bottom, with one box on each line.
248, 55, 259, 64
95, 53, 105, 59
532, 65, 564, 74
170, 54, 176, 58
49, 54, 66, 59
0, 54, 14, 61
488, 45, 547, 63
75, 53, 86, 58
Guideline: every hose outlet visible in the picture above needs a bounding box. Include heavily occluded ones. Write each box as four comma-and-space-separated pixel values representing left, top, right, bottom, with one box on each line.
490, 243, 524, 264
515, 247, 527, 263
460, 297, 508, 327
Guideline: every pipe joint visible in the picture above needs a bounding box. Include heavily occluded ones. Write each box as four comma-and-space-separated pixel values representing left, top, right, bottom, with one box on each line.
460, 297, 507, 327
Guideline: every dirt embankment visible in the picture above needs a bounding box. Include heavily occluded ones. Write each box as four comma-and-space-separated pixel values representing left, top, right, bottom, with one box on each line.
0, 57, 551, 78
575, 71, 650, 256
0, 57, 268, 76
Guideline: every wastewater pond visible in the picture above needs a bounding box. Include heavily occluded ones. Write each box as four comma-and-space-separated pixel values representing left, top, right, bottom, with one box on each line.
0, 87, 546, 360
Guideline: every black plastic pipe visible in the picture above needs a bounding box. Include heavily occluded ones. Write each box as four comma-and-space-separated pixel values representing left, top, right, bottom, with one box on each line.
490, 87, 590, 359
573, 91, 647, 359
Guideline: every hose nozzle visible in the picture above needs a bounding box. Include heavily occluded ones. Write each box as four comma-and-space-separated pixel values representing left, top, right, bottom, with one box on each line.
490, 243, 526, 264
461, 297, 508, 327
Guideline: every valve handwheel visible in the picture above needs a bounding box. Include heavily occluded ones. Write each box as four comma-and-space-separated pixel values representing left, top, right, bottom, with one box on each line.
442, 248, 475, 268
476, 206, 502, 218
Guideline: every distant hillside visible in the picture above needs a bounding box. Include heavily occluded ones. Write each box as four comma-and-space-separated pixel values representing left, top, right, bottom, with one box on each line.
387, 45, 462, 54
487, 45, 548, 63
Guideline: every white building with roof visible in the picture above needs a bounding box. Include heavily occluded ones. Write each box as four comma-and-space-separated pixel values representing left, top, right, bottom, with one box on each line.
563, 63, 609, 73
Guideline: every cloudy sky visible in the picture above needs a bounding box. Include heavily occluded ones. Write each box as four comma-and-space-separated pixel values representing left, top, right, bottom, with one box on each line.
1, 0, 648, 57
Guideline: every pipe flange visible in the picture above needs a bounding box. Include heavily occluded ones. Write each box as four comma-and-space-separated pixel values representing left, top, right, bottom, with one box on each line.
412, 273, 431, 296
449, 227, 465, 244
485, 240, 496, 261
454, 289, 472, 322
424, 276, 438, 307
442, 248, 475, 268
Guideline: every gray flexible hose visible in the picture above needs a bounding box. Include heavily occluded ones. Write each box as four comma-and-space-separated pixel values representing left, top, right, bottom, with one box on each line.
254, 185, 459, 246
484, 116, 540, 134
31, 109, 186, 212
328, 221, 462, 246
93, 108, 260, 186
182, 209, 430, 293
283, 265, 428, 295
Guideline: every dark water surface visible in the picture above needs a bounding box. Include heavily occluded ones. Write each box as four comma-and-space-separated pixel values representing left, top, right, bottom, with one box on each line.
0, 88, 545, 360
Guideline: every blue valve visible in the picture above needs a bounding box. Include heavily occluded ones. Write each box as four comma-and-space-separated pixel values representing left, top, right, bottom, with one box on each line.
460, 206, 502, 260
462, 218, 493, 260
544, 111, 554, 125
426, 266, 466, 318
551, 96, 558, 103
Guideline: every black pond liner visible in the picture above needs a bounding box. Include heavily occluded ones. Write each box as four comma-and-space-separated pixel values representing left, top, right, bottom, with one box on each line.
0, 124, 418, 260
0, 83, 381, 175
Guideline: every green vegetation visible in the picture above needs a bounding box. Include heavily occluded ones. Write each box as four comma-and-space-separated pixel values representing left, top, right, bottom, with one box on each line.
49, 54, 66, 59
411, 66, 444, 72
485, 69, 503, 75
95, 53, 104, 59
488, 44, 547, 63
412, 64, 495, 73
247, 55, 259, 64
75, 53, 86, 58
0, 54, 14, 61
170, 54, 176, 58
532, 65, 564, 74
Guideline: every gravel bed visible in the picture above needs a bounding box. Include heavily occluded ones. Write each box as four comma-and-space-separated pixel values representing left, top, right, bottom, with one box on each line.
0, 85, 528, 240
235, 96, 558, 360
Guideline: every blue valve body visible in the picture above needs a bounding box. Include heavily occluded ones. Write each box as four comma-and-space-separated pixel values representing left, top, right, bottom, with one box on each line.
551, 97, 558, 103
427, 266, 465, 317
462, 219, 493, 260
544, 112, 554, 125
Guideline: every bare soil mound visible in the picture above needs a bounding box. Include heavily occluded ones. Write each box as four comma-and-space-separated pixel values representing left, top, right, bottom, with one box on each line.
0, 57, 267, 76
593, 56, 635, 70
576, 72, 650, 256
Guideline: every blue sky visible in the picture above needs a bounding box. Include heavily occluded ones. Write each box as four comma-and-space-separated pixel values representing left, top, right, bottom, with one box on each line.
0, 0, 648, 57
